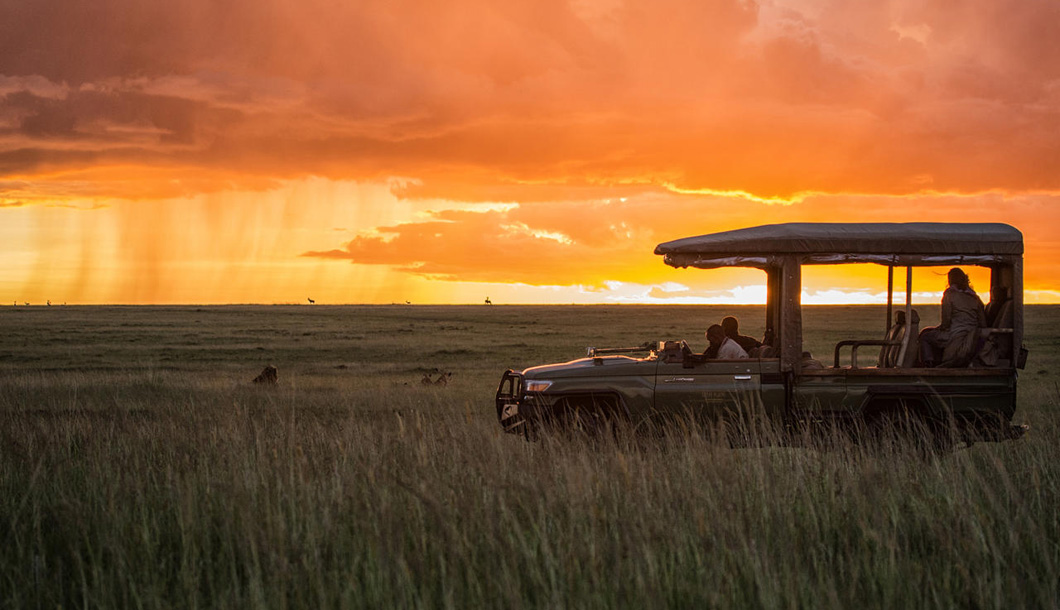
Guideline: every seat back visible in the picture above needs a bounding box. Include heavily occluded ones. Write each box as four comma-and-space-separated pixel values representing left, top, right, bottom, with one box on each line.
877, 309, 920, 368
977, 299, 1014, 365
877, 318, 904, 368
989, 299, 1013, 329
898, 309, 921, 367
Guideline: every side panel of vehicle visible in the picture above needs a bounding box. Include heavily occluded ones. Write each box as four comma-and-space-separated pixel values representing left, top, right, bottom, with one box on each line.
758, 359, 788, 425
794, 370, 1016, 430
793, 373, 850, 417
847, 373, 1017, 424
653, 360, 763, 431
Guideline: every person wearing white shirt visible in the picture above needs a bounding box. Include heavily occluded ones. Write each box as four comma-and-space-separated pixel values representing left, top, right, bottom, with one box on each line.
706, 324, 749, 359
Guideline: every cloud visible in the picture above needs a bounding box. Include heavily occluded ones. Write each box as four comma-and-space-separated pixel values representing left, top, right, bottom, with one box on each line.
1, 88, 239, 145
303, 190, 1060, 293
302, 206, 650, 285
1, 0, 1058, 203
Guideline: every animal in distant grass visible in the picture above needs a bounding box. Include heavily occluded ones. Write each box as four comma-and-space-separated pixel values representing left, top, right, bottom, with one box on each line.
47, 300, 51, 306
405, 300, 411, 305
253, 365, 279, 384
485, 297, 492, 305
307, 298, 315, 304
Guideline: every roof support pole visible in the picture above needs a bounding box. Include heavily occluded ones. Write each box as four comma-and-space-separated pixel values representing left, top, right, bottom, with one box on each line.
896, 266, 913, 365
1013, 257, 1024, 367
765, 268, 779, 341
886, 265, 894, 332
780, 256, 802, 374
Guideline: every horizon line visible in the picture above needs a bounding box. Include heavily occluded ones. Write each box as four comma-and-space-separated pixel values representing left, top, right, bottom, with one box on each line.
6, 302, 1060, 307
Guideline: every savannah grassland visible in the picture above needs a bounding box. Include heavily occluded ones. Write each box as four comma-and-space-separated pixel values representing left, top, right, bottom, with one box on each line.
1, 304, 1058, 609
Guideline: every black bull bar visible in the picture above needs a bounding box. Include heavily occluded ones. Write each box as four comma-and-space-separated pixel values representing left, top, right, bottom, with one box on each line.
495, 369, 528, 435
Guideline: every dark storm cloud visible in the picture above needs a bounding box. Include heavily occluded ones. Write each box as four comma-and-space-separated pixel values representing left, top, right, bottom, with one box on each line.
1, 0, 1059, 201
1, 89, 240, 143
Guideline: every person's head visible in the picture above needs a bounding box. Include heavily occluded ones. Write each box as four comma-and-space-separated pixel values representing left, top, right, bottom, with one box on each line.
948, 268, 971, 291
721, 316, 739, 337
706, 324, 726, 347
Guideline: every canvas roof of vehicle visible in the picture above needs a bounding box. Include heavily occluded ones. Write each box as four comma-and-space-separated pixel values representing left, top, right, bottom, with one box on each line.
655, 222, 1022, 269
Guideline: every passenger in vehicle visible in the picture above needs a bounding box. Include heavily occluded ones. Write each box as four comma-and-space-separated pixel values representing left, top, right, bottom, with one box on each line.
706, 324, 749, 359
753, 328, 777, 358
721, 316, 762, 353
919, 268, 987, 367
801, 351, 824, 369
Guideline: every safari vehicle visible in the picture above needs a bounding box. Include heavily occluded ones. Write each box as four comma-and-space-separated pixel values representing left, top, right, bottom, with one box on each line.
496, 223, 1028, 448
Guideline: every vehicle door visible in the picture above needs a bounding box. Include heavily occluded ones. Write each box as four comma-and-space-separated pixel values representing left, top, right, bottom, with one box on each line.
653, 347, 764, 438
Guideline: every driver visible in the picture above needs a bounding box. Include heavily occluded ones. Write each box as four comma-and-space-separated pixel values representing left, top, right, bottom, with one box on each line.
706, 324, 749, 359
721, 316, 762, 353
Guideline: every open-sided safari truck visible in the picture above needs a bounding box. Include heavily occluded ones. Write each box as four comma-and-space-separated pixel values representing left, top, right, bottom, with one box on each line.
496, 223, 1028, 448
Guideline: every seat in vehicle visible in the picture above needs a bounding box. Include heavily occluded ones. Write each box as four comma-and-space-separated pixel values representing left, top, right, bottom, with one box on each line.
878, 309, 920, 368
987, 297, 1013, 329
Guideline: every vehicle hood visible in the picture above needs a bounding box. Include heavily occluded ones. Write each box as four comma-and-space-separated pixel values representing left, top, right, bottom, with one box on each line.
523, 356, 656, 379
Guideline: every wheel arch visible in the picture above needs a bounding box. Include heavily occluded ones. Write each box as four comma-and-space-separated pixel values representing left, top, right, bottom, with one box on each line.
857, 386, 948, 422
547, 390, 631, 421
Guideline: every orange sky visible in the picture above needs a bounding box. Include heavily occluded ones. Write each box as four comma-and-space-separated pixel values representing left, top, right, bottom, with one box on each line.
2, 0, 1059, 304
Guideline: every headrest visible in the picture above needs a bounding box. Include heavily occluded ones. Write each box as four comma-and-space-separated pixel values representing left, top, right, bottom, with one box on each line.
894, 309, 920, 325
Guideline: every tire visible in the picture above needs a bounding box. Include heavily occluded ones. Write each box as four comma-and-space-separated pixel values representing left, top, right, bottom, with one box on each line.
551, 394, 626, 443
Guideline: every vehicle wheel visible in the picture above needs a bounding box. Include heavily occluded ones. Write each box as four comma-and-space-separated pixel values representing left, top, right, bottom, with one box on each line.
554, 395, 626, 444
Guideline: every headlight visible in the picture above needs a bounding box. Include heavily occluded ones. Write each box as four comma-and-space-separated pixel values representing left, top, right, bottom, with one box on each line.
524, 380, 553, 392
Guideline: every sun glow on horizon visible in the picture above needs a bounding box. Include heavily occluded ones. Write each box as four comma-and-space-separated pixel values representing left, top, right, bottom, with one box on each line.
3, 182, 1051, 306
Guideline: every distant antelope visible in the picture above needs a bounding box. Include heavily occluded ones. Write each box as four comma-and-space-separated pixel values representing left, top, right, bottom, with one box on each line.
405, 300, 411, 305
433, 372, 454, 386
307, 298, 315, 304
484, 296, 492, 305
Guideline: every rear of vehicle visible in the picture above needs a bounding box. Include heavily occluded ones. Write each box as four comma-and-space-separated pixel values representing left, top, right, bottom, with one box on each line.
654, 222, 1028, 447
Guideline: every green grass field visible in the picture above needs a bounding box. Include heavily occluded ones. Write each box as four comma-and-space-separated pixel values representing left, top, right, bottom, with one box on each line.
2, 304, 1058, 608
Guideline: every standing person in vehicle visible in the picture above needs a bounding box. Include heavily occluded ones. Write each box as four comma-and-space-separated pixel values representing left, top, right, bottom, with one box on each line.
920, 268, 987, 367
706, 324, 749, 359
721, 316, 762, 353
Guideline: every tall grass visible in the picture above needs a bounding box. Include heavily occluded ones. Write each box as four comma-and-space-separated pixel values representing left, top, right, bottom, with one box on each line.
1, 305, 1059, 608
